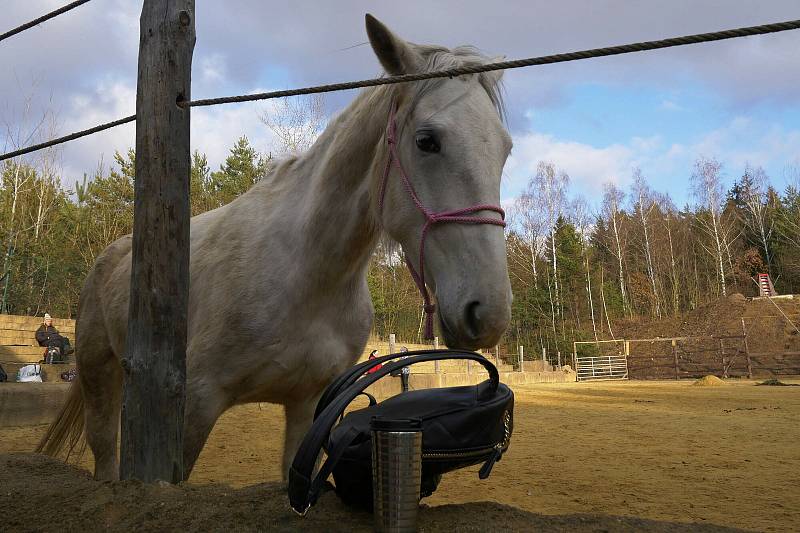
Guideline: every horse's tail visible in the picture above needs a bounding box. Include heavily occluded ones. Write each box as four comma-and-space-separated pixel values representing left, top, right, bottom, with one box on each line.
35, 381, 85, 460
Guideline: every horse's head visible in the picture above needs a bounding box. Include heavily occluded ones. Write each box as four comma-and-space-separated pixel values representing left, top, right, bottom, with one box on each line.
367, 15, 512, 350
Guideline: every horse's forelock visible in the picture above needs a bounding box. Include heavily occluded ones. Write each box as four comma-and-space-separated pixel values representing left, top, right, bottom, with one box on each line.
410, 44, 506, 122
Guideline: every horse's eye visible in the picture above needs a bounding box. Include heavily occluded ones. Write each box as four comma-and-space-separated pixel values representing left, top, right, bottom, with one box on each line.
415, 133, 440, 153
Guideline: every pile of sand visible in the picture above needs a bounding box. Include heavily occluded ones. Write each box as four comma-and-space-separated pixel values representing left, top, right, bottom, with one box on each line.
693, 375, 726, 387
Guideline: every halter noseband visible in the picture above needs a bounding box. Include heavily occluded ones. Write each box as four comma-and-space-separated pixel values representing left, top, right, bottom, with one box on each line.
377, 103, 506, 340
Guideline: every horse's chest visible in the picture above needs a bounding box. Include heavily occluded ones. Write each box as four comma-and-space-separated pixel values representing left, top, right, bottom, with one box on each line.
227, 308, 371, 403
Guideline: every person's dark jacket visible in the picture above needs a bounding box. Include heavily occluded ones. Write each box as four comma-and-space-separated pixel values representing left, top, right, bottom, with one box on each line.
35, 325, 62, 347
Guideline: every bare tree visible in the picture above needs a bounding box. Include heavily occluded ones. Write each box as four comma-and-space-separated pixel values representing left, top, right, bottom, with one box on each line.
656, 192, 681, 315
571, 196, 598, 341
531, 162, 569, 338
259, 94, 326, 155
512, 190, 543, 288
631, 168, 661, 317
738, 164, 775, 273
691, 156, 730, 297
601, 182, 630, 315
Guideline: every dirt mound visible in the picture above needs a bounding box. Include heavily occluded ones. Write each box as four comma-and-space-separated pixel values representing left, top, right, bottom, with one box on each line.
0, 453, 740, 532
618, 294, 752, 340
694, 375, 726, 387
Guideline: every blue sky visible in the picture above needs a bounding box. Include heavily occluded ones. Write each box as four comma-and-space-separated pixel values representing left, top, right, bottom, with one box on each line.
2, 1, 799, 213
505, 81, 800, 206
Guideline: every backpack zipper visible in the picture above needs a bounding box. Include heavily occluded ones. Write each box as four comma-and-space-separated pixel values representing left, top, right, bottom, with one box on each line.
420, 409, 512, 460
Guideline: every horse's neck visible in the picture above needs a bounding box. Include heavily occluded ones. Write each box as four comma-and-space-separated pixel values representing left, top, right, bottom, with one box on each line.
285, 87, 393, 285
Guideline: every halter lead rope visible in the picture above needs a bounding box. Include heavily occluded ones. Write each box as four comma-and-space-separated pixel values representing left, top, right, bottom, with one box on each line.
378, 103, 506, 340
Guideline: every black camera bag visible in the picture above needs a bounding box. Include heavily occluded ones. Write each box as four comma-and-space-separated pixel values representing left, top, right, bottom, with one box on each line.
288, 349, 514, 515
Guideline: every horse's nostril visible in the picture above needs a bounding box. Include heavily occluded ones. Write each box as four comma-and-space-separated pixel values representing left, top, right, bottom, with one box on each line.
465, 301, 481, 340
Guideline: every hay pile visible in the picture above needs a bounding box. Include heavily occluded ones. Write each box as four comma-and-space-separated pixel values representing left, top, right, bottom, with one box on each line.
757, 378, 799, 386
693, 375, 726, 387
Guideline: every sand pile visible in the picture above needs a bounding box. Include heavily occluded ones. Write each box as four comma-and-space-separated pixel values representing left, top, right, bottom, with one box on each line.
694, 375, 726, 387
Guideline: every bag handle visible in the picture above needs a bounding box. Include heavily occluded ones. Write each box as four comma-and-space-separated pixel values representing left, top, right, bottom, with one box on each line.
314, 349, 447, 420
315, 349, 490, 419
289, 349, 498, 515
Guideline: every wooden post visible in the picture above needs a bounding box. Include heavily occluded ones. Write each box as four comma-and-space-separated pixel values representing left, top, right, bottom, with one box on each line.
495, 345, 500, 367
518, 345, 524, 372
557, 351, 561, 369
572, 342, 577, 371
672, 339, 679, 380
741, 318, 752, 379
389, 333, 396, 355
433, 336, 440, 373
120, 0, 195, 483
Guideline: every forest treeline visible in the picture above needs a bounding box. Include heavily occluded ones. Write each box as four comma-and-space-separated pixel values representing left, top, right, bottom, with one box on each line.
1, 137, 798, 356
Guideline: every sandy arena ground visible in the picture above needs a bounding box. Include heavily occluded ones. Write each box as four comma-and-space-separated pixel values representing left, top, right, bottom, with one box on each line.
2, 379, 799, 531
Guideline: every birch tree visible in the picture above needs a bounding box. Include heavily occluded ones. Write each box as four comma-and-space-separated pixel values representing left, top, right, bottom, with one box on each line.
692, 156, 729, 297
735, 164, 775, 274
601, 182, 630, 315
531, 162, 569, 334
260, 94, 326, 155
571, 196, 598, 341
631, 168, 661, 317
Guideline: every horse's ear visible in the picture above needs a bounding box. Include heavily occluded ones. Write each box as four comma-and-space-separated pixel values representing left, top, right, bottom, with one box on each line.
365, 14, 420, 75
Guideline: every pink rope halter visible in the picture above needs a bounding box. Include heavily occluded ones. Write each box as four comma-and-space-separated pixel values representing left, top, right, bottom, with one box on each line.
378, 103, 506, 340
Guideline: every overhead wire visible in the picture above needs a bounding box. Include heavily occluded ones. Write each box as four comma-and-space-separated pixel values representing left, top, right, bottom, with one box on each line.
1, 17, 799, 162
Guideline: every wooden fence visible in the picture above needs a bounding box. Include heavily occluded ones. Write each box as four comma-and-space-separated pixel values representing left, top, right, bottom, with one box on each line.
574, 334, 800, 380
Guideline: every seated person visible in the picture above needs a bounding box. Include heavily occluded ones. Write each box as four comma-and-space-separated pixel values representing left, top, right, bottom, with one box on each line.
35, 313, 74, 363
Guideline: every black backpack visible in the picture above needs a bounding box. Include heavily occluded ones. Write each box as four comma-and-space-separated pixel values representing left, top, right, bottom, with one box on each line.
288, 349, 514, 514
0, 363, 6, 383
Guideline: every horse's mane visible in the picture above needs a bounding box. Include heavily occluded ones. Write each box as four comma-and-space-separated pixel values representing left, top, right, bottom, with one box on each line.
257, 44, 505, 190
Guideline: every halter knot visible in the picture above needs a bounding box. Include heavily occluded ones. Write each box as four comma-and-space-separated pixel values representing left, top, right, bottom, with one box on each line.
378, 102, 506, 340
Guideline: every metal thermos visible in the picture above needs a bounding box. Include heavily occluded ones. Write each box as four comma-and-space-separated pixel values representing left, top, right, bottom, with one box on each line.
371, 417, 422, 532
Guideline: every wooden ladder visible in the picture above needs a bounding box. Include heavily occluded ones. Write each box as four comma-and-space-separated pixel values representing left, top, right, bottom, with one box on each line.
758, 273, 777, 297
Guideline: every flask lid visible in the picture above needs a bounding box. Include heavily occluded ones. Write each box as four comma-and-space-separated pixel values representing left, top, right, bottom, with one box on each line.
370, 416, 422, 432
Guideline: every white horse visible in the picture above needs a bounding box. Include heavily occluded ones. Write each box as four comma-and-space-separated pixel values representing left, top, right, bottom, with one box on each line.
38, 14, 513, 481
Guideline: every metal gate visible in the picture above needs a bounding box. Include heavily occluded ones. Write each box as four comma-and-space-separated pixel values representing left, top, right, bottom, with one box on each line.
575, 353, 629, 381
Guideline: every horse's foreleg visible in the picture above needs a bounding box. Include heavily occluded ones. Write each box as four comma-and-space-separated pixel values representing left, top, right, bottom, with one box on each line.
182, 391, 226, 480
80, 350, 123, 481
282, 393, 322, 481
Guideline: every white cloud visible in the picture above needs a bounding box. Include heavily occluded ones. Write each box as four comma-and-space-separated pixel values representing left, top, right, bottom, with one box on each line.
192, 102, 277, 167
660, 100, 683, 112
200, 54, 227, 85
504, 131, 636, 198
502, 113, 800, 208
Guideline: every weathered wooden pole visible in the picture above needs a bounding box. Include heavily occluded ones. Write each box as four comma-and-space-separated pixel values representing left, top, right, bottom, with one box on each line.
120, 0, 195, 483
433, 336, 440, 373
741, 318, 752, 379
672, 339, 679, 380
